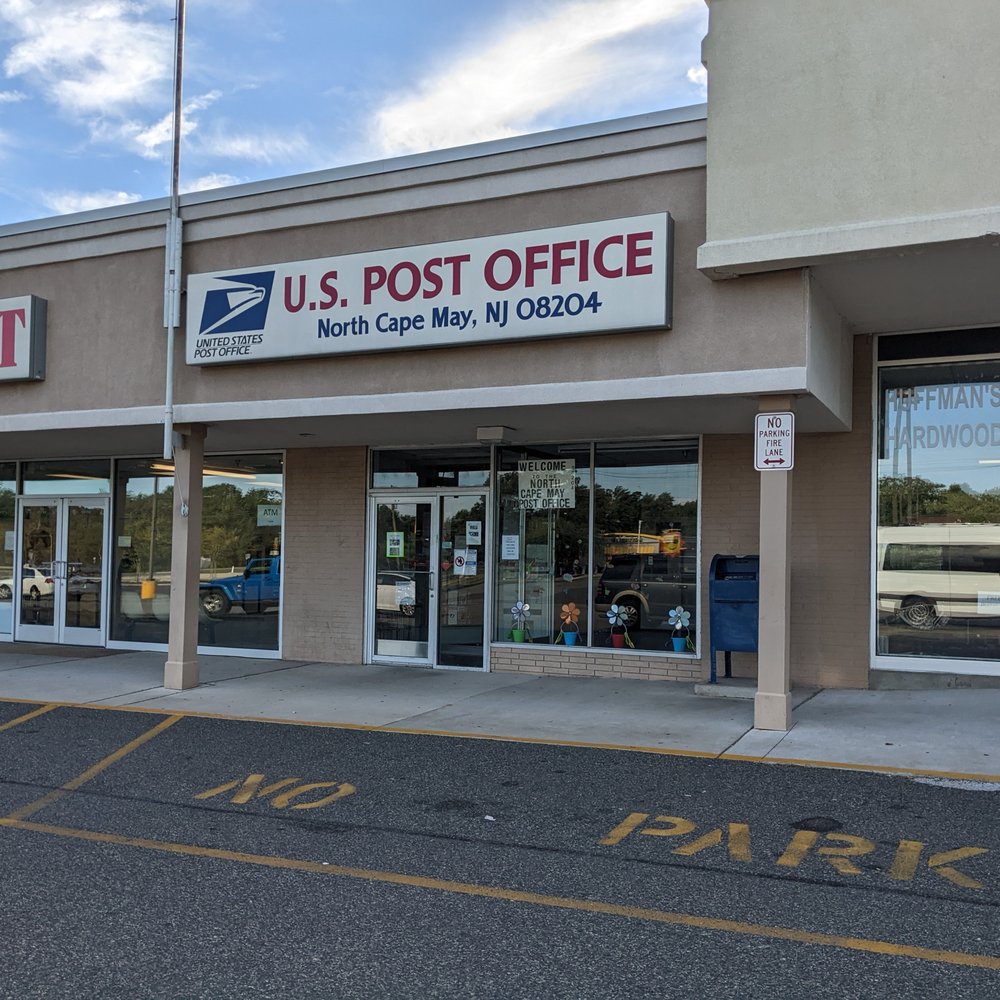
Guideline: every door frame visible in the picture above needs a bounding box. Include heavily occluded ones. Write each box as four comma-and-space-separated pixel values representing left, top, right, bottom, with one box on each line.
365, 491, 491, 670
14, 495, 110, 647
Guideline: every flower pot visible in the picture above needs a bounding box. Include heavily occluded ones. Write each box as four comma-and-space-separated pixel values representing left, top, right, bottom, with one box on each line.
611, 633, 625, 648
511, 629, 526, 643
564, 631, 578, 646
671, 635, 687, 652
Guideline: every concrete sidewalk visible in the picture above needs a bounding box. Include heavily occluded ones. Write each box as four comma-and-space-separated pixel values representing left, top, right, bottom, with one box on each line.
0, 645, 997, 781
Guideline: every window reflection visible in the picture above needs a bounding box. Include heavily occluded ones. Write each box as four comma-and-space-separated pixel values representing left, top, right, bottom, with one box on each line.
492, 441, 699, 652
494, 446, 590, 645
877, 362, 1000, 660
111, 454, 283, 651
593, 443, 699, 652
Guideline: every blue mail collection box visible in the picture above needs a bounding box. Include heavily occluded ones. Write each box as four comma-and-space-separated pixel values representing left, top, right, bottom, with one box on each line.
708, 554, 760, 683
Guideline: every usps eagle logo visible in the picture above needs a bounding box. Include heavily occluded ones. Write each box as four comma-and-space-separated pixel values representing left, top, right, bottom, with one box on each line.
198, 271, 275, 336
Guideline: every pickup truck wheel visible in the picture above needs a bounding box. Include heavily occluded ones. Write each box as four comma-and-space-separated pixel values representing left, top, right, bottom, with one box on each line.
0, 584, 11, 601
618, 598, 642, 631
201, 589, 231, 617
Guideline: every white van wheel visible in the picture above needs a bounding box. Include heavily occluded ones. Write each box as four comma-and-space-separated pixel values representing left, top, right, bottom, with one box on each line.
899, 597, 948, 630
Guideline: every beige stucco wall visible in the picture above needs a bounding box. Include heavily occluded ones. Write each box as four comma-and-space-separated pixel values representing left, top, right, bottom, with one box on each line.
700, 335, 873, 688
174, 171, 806, 408
701, 0, 1000, 269
0, 248, 166, 413
0, 168, 810, 439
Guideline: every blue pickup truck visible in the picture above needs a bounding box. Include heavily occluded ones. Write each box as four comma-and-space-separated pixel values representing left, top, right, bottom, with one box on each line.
200, 556, 281, 617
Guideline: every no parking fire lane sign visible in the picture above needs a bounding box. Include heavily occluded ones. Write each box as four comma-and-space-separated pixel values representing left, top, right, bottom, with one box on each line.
754, 411, 795, 471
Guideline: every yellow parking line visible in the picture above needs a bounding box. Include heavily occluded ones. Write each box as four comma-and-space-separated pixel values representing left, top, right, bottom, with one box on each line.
0, 703, 59, 732
1, 816, 998, 971
4, 714, 183, 822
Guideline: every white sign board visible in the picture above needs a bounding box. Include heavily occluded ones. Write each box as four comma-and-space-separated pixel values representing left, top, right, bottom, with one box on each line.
186, 214, 672, 365
977, 591, 1000, 615
466, 521, 482, 546
256, 504, 282, 526
0, 295, 46, 382
755, 412, 795, 471
452, 549, 478, 576
515, 459, 576, 510
386, 531, 404, 558
501, 535, 520, 561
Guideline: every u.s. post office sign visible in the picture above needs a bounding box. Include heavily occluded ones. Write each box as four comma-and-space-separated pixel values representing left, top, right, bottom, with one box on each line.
185, 214, 672, 365
0, 295, 46, 382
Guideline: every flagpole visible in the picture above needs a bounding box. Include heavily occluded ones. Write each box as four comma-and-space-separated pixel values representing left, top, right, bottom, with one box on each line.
163, 0, 186, 459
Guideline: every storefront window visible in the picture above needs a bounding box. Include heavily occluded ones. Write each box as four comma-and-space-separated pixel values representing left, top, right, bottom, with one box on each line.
111, 454, 283, 651
111, 460, 175, 645
593, 442, 699, 652
21, 459, 110, 495
492, 440, 699, 651
0, 464, 15, 637
494, 445, 591, 643
877, 359, 1000, 662
372, 448, 490, 489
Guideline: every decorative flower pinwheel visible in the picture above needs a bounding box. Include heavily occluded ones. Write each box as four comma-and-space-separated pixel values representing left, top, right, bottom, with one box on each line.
606, 603, 631, 629
560, 602, 581, 631
606, 603, 635, 648
668, 606, 691, 632
511, 601, 531, 627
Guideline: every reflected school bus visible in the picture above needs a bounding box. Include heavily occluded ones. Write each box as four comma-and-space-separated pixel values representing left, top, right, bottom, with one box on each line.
877, 524, 1000, 629
598, 530, 686, 561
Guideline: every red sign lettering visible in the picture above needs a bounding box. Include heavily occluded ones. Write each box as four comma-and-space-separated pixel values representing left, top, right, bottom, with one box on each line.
0, 308, 25, 369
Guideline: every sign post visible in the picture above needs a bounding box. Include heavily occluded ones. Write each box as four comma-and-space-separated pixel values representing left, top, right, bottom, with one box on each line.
754, 411, 795, 471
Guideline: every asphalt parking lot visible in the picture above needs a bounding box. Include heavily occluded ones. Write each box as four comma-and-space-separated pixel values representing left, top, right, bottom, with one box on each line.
1, 700, 998, 998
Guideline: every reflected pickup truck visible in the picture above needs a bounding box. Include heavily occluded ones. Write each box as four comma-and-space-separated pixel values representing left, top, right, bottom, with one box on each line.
200, 556, 281, 617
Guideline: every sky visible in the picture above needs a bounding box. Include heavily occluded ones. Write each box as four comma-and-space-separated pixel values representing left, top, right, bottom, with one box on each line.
0, 0, 708, 227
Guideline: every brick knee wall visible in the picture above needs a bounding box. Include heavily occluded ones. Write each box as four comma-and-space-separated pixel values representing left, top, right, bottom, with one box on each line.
489, 646, 702, 682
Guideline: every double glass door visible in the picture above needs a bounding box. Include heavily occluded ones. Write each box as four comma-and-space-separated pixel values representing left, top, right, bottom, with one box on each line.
370, 495, 487, 669
17, 498, 109, 645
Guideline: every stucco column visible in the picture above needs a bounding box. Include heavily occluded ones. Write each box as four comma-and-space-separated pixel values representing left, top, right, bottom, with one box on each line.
754, 397, 794, 731
165, 423, 205, 690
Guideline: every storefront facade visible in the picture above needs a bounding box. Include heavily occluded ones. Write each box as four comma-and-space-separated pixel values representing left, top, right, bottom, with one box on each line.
1, 1, 997, 707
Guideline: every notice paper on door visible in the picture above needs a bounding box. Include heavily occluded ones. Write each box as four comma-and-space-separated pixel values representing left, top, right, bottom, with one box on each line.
452, 549, 478, 576
501, 535, 519, 560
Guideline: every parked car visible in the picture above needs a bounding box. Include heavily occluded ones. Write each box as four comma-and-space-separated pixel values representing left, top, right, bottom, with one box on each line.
878, 523, 1000, 629
376, 571, 417, 616
0, 565, 55, 602
595, 553, 695, 630
200, 556, 281, 617
68, 564, 103, 596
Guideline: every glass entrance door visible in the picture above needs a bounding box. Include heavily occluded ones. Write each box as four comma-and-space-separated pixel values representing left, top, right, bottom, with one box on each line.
370, 495, 486, 669
17, 498, 109, 646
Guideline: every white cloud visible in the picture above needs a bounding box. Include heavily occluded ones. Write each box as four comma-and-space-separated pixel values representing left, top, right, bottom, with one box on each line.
131, 90, 224, 158
687, 64, 707, 96
201, 129, 310, 165
371, 0, 704, 156
0, 90, 26, 104
182, 172, 242, 193
41, 188, 143, 215
2, 1, 174, 117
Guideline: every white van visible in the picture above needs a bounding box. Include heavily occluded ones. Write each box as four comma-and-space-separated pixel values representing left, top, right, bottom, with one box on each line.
877, 524, 1000, 629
